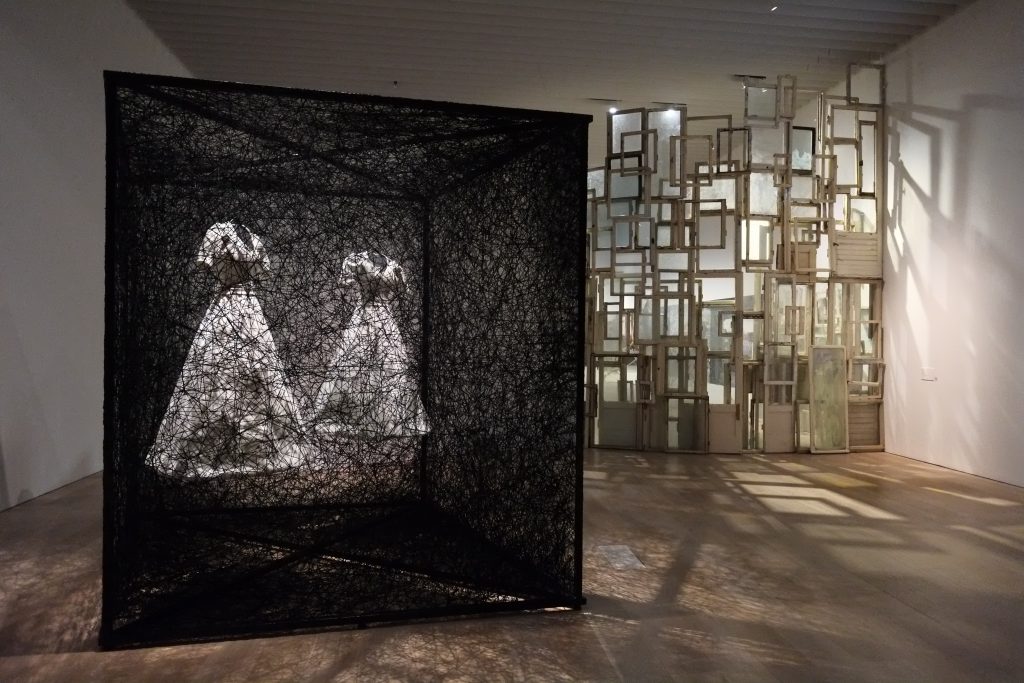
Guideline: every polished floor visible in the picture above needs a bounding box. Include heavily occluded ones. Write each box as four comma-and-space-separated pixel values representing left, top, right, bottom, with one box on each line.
2, 450, 1024, 681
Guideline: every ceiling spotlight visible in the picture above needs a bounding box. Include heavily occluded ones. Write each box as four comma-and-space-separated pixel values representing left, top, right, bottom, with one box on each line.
771, 5, 778, 11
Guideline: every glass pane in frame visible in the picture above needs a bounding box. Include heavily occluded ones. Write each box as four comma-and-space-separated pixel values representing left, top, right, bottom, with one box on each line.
809, 346, 849, 452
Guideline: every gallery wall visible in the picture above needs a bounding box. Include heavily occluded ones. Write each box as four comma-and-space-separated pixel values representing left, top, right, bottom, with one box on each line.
884, 0, 1024, 486
0, 1, 190, 509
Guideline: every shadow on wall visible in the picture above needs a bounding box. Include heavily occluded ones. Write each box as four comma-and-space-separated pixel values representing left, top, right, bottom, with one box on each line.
0, 439, 7, 510
885, 46, 1024, 481
0, 302, 56, 510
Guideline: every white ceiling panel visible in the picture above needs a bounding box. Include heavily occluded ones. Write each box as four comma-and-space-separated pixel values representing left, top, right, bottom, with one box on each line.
127, 0, 976, 164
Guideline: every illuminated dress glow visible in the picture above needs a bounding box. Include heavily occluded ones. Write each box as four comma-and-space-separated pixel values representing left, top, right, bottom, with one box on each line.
313, 251, 429, 438
146, 222, 307, 477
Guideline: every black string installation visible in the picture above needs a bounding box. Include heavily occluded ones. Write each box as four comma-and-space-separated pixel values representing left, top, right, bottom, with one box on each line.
101, 71, 591, 648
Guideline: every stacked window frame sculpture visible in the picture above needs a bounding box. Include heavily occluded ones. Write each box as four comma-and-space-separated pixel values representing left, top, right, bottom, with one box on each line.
586, 64, 886, 455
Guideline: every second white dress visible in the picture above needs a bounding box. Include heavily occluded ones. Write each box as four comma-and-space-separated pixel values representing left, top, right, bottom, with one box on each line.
313, 251, 429, 438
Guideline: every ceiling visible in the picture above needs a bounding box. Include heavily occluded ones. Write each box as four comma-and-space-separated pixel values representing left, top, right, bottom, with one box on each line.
127, 0, 976, 165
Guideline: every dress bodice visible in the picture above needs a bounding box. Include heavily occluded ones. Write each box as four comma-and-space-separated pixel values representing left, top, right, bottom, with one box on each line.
343, 250, 405, 304
198, 222, 269, 288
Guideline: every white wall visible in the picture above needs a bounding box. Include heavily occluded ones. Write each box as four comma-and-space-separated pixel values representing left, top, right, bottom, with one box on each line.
0, 1, 189, 509
884, 0, 1024, 485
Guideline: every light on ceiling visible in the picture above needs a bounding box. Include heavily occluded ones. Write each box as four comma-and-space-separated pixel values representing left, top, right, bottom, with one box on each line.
771, 5, 779, 11
609, 106, 618, 113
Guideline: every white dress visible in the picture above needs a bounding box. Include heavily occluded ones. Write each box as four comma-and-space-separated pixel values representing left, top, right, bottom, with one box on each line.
313, 252, 429, 438
146, 222, 307, 477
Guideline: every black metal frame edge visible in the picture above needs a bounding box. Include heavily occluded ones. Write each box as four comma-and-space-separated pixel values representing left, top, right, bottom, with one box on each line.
103, 596, 585, 650
574, 124, 589, 607
99, 70, 120, 650
102, 70, 592, 127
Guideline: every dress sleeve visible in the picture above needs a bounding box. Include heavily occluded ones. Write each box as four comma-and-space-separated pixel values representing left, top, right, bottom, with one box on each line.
197, 222, 232, 267
384, 260, 406, 294
250, 233, 271, 276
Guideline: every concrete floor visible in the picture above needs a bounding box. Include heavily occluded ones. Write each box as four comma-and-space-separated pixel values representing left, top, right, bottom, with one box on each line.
2, 450, 1024, 681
